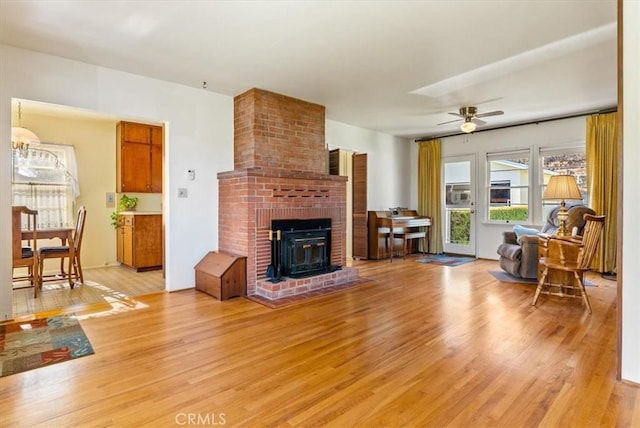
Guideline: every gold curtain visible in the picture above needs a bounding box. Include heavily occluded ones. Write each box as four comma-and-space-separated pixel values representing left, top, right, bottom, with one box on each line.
586, 112, 617, 273
418, 139, 443, 254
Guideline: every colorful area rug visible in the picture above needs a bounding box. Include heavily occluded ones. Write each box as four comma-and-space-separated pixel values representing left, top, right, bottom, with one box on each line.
0, 314, 94, 377
416, 254, 476, 267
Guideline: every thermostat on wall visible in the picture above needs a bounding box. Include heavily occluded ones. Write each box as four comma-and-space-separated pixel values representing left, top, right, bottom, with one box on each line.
186, 169, 195, 181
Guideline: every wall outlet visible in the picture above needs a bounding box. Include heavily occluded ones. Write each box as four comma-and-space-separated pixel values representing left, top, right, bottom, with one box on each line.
106, 192, 115, 208
178, 188, 188, 198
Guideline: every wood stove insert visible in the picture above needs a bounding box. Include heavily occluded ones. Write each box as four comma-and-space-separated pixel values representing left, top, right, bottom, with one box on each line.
271, 218, 333, 278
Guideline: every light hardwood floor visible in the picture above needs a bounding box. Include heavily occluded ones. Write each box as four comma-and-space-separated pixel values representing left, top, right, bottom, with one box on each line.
12, 266, 165, 317
1, 257, 639, 427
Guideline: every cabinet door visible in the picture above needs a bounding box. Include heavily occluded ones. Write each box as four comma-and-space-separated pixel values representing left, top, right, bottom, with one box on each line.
121, 121, 151, 144
352, 153, 368, 259
122, 225, 134, 267
133, 215, 162, 268
117, 121, 163, 193
116, 227, 124, 263
150, 140, 163, 193
120, 142, 151, 193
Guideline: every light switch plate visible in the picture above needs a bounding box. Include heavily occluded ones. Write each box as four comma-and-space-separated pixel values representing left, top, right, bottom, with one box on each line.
106, 192, 115, 208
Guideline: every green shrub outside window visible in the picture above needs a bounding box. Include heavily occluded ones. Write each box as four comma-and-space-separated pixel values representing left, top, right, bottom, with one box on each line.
489, 206, 529, 221
449, 207, 530, 244
449, 209, 470, 245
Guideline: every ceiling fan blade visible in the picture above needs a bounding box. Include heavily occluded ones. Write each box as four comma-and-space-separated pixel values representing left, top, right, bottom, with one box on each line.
475, 110, 504, 118
447, 112, 464, 118
471, 118, 486, 126
437, 118, 463, 125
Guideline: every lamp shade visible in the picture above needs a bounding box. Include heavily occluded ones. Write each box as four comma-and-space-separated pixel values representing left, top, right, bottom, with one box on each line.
11, 126, 41, 147
460, 121, 476, 133
542, 175, 582, 201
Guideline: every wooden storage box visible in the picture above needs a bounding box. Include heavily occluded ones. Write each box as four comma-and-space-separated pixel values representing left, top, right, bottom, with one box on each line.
194, 251, 246, 300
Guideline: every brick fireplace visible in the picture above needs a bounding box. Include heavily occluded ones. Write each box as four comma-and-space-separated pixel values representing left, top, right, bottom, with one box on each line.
217, 88, 357, 299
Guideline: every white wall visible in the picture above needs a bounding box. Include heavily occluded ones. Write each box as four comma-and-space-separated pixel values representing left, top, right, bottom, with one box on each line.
0, 45, 234, 319
410, 117, 587, 260
622, 0, 640, 384
0, 46, 412, 320
326, 120, 413, 210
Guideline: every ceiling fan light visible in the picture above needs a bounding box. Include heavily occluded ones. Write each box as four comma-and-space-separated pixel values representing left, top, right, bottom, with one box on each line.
460, 121, 477, 133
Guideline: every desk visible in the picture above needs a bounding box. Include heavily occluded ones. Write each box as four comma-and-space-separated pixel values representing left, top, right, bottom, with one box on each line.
368, 210, 431, 259
22, 228, 75, 286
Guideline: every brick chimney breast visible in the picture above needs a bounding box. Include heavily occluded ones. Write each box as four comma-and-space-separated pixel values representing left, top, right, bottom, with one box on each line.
233, 88, 327, 174
219, 88, 352, 298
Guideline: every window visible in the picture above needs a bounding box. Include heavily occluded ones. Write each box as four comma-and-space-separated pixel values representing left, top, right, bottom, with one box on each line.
12, 143, 80, 229
486, 150, 530, 222
539, 146, 587, 222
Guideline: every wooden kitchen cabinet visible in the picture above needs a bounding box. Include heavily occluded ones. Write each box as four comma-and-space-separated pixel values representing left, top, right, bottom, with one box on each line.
116, 121, 163, 193
116, 213, 162, 271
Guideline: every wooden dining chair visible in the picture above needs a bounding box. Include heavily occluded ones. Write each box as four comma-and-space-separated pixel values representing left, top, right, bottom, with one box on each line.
12, 206, 40, 298
532, 214, 606, 314
38, 206, 87, 288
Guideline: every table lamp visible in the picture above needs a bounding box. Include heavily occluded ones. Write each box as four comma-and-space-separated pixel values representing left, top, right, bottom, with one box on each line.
542, 174, 583, 236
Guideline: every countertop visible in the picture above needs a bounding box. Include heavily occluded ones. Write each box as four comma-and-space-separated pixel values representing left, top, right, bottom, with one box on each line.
118, 211, 162, 215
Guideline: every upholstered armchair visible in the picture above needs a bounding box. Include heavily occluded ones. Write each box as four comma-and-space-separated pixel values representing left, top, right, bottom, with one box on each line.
497, 204, 595, 279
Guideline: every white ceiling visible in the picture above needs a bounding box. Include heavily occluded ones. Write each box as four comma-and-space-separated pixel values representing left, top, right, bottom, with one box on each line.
0, 1, 617, 140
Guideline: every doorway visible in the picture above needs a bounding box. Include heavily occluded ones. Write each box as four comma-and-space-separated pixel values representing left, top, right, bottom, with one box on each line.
443, 155, 476, 256
9, 99, 166, 317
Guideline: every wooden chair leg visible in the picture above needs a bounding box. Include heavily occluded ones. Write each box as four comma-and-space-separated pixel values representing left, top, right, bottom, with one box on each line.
403, 236, 408, 258
533, 267, 548, 306
33, 261, 40, 299
66, 256, 74, 288
575, 272, 592, 314
75, 254, 84, 284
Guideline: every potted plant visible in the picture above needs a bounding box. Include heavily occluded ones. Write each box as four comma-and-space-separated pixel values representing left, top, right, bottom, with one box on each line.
110, 194, 139, 228
119, 194, 138, 211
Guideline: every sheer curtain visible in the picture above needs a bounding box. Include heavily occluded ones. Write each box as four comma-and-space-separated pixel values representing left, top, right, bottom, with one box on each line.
418, 139, 443, 254
586, 112, 617, 273
12, 143, 80, 229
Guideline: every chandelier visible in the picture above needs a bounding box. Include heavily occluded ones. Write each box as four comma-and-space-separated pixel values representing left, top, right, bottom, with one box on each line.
12, 101, 40, 156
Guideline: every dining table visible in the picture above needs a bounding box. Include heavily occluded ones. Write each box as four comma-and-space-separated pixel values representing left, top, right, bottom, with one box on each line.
22, 227, 75, 287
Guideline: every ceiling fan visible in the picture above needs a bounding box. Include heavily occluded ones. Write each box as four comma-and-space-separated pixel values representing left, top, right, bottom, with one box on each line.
438, 106, 504, 133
